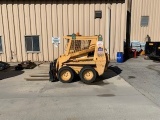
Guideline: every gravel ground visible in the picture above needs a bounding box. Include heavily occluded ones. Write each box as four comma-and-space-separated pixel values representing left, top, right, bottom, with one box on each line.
110, 56, 160, 107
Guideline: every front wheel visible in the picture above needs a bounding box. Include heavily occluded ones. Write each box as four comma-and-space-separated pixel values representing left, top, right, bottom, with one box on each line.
79, 66, 97, 84
58, 66, 75, 83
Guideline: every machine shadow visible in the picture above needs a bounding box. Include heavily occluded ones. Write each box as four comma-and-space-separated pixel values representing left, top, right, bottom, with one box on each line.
0, 66, 24, 80
74, 65, 122, 85
92, 66, 122, 85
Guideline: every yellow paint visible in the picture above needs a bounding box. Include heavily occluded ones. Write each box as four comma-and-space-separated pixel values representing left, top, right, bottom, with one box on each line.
60, 70, 71, 81
149, 43, 153, 46
55, 35, 109, 82
83, 70, 94, 81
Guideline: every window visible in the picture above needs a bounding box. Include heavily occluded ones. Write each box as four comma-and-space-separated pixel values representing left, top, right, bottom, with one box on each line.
95, 10, 102, 19
141, 16, 149, 26
25, 36, 40, 52
0, 37, 2, 53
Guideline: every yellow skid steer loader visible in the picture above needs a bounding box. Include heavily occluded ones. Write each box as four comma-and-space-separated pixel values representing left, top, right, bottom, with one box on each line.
49, 34, 109, 84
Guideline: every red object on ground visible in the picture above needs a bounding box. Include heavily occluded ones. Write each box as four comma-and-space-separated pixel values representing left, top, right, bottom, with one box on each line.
131, 49, 137, 58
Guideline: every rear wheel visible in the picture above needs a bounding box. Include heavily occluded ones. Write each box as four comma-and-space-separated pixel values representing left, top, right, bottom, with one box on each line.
58, 66, 74, 83
79, 66, 97, 84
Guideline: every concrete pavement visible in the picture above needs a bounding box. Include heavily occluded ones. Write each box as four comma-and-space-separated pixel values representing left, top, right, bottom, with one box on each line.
110, 56, 160, 108
0, 64, 160, 120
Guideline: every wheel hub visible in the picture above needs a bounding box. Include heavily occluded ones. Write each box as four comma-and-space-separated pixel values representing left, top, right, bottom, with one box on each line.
60, 70, 71, 81
83, 70, 94, 81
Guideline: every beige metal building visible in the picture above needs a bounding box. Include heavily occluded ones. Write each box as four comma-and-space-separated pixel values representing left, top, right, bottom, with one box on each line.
130, 0, 160, 42
0, 0, 129, 62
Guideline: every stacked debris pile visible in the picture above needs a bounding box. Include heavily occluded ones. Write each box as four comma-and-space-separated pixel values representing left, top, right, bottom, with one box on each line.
0, 61, 10, 71
15, 61, 37, 70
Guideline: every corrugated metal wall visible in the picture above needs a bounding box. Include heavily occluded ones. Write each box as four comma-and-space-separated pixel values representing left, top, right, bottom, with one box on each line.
0, 0, 127, 62
131, 0, 160, 42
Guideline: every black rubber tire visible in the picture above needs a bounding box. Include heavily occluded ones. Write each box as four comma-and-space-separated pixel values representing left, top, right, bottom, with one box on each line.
58, 66, 75, 83
79, 66, 97, 84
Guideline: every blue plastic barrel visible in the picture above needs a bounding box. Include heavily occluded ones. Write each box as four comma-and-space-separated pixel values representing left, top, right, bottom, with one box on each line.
117, 52, 123, 63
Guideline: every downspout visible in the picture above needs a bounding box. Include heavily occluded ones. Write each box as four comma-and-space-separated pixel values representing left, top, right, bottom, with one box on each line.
105, 6, 111, 60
